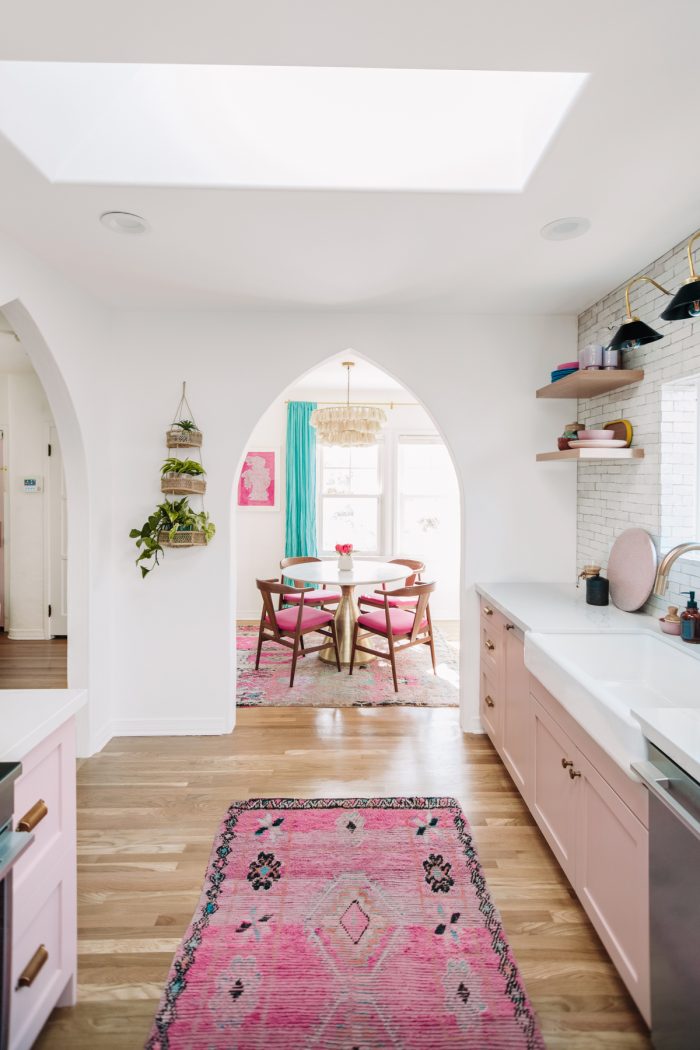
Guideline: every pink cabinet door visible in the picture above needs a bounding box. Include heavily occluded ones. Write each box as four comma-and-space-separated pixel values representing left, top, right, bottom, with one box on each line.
574, 750, 650, 1024
480, 665, 501, 748
530, 696, 578, 881
501, 628, 531, 802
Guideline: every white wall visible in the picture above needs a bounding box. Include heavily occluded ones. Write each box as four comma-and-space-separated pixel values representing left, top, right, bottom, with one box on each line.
110, 311, 577, 736
0, 225, 578, 747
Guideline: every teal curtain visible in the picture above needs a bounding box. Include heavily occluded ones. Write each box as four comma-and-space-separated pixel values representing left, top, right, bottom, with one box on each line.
285, 401, 318, 558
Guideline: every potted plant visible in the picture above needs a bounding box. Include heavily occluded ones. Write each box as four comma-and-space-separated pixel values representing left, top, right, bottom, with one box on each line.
166, 418, 203, 449
160, 456, 207, 495
130, 497, 216, 577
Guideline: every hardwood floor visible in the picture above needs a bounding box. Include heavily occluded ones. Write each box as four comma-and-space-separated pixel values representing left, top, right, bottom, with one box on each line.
0, 634, 67, 688
35, 707, 650, 1049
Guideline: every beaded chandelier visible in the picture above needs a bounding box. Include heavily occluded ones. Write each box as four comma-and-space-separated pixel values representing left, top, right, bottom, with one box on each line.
310, 361, 387, 447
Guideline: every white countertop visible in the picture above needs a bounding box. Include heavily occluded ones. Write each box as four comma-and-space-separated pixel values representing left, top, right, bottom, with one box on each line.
632, 708, 700, 783
476, 582, 700, 783
475, 581, 655, 635
0, 689, 87, 762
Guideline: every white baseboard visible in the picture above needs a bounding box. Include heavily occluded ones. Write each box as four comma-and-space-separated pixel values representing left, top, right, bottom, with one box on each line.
462, 715, 485, 734
89, 722, 113, 756
110, 717, 234, 737
7, 627, 46, 641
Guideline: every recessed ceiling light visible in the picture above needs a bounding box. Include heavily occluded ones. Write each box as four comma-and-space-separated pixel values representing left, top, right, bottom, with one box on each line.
99, 211, 150, 234
540, 216, 591, 241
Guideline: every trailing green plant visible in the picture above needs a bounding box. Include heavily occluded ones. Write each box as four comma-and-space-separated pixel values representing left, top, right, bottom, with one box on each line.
174, 419, 198, 432
129, 498, 216, 577
161, 457, 206, 476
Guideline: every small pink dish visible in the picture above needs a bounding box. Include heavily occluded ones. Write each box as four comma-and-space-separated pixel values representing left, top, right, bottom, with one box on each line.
578, 429, 613, 441
660, 617, 682, 636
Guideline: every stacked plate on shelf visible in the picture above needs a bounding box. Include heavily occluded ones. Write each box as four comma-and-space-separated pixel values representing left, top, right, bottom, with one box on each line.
568, 428, 626, 449
551, 360, 579, 382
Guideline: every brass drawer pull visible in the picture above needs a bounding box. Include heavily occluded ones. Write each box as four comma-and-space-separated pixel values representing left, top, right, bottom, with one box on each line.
483, 605, 494, 616
484, 695, 495, 708
569, 768, 582, 780
17, 945, 49, 989
505, 623, 515, 631
484, 639, 495, 652
16, 799, 48, 833
561, 758, 574, 769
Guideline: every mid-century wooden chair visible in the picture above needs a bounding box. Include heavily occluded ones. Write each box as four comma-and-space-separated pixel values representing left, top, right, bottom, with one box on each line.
350, 580, 436, 692
255, 578, 341, 687
279, 556, 341, 610
357, 559, 425, 611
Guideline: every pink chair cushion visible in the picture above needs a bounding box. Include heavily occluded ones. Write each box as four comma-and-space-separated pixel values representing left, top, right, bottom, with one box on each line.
358, 592, 418, 609
266, 607, 334, 633
285, 589, 340, 605
357, 609, 428, 637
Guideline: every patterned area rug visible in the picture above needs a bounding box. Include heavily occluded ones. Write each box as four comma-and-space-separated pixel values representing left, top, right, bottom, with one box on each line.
146, 797, 543, 1049
236, 624, 459, 707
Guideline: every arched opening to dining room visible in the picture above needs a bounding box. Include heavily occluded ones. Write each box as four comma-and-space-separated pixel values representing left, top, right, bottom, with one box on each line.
233, 351, 461, 710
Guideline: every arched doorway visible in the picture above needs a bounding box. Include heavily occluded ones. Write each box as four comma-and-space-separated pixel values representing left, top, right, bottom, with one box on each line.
0, 299, 92, 751
232, 351, 462, 710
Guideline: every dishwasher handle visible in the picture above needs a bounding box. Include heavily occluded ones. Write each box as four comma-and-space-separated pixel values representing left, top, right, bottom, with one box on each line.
632, 760, 700, 842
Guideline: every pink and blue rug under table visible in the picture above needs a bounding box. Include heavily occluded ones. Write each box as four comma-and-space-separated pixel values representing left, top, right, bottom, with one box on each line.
237, 624, 459, 707
146, 796, 543, 1049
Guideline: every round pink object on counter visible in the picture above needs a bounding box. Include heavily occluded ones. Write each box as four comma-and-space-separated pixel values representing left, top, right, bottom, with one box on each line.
607, 528, 658, 612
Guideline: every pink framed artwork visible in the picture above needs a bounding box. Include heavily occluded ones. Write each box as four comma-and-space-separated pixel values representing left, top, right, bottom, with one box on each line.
237, 447, 279, 511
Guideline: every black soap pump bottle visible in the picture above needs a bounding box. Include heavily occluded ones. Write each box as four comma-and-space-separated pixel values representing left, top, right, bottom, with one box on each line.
586, 571, 609, 607
680, 591, 700, 643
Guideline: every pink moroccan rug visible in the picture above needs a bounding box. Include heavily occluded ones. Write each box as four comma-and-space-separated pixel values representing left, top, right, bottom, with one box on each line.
146, 797, 543, 1049
236, 625, 459, 707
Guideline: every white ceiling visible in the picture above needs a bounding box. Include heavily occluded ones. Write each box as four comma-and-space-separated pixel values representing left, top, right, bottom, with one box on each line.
0, 1, 699, 314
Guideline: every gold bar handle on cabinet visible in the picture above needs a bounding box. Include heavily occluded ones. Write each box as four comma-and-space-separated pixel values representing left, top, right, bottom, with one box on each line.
483, 606, 494, 616
16, 945, 49, 989
484, 695, 495, 708
484, 639, 495, 652
16, 799, 48, 833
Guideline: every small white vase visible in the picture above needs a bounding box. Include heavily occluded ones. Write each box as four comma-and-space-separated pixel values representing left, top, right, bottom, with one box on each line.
338, 554, 353, 571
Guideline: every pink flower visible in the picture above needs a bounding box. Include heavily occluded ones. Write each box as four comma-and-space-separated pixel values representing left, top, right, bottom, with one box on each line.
336, 543, 353, 555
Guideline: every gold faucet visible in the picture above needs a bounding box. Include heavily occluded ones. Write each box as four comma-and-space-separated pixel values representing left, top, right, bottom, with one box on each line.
654, 543, 700, 596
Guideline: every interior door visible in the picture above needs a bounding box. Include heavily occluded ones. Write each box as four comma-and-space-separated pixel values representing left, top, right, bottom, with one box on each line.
48, 426, 68, 636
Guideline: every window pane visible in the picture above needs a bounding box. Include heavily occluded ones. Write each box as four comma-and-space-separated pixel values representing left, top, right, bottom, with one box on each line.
320, 444, 380, 494
399, 441, 455, 496
321, 497, 378, 552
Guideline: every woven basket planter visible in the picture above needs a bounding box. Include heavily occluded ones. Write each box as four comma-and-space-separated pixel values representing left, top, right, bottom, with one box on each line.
161, 474, 207, 496
166, 426, 203, 449
158, 530, 208, 548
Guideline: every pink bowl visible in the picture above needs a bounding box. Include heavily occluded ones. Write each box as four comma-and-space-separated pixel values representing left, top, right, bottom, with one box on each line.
578, 429, 613, 441
660, 618, 681, 636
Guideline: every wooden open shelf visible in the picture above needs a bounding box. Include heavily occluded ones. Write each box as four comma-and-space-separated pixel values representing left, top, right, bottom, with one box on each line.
536, 369, 644, 399
536, 447, 645, 462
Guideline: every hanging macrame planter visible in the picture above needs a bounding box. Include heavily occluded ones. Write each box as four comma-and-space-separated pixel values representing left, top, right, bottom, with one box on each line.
166, 383, 203, 448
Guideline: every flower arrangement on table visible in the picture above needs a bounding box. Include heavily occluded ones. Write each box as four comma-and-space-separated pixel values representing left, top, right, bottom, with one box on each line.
335, 543, 354, 570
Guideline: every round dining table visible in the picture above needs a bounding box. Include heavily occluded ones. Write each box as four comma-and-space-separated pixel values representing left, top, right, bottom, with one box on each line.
287, 559, 407, 665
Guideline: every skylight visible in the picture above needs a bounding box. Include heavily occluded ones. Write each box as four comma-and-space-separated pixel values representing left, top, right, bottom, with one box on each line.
0, 63, 586, 191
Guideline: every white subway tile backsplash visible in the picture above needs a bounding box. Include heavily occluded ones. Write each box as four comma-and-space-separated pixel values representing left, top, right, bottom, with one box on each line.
576, 228, 700, 612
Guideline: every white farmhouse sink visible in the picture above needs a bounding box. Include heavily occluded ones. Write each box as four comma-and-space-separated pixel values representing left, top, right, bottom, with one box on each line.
524, 630, 700, 776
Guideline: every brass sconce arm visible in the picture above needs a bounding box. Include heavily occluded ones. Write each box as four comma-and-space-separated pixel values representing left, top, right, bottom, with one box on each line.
624, 275, 671, 320
685, 230, 700, 281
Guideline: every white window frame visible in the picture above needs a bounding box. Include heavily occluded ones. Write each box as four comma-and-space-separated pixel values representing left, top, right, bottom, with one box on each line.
316, 439, 385, 556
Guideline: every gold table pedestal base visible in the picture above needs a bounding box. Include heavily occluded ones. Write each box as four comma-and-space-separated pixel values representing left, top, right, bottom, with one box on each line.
319, 586, 375, 666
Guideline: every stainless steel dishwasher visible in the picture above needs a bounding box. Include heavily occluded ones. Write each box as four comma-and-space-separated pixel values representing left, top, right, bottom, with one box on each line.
633, 745, 700, 1050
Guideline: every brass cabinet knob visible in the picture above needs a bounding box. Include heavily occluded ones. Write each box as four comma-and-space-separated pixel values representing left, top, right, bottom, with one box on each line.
484, 695, 495, 708
483, 606, 494, 616
17, 945, 49, 989
561, 758, 574, 769
484, 639, 495, 652
505, 623, 515, 631
569, 768, 582, 780
16, 799, 48, 833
